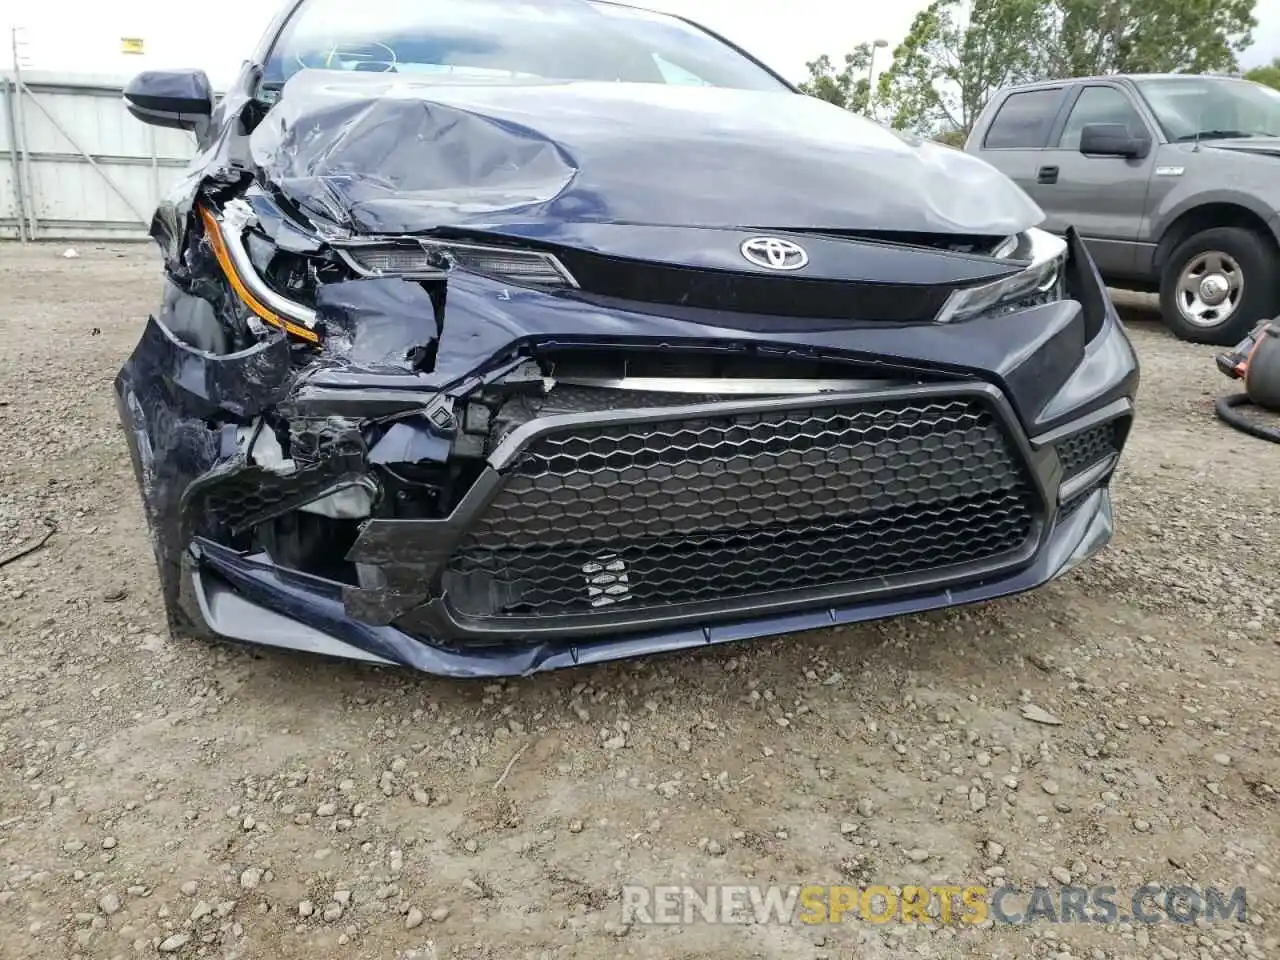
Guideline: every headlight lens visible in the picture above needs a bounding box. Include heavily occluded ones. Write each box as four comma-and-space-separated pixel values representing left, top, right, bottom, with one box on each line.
336, 239, 578, 289
935, 228, 1067, 324
200, 201, 321, 343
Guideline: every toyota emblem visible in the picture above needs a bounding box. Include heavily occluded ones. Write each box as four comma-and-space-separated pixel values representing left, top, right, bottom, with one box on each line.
740, 236, 809, 271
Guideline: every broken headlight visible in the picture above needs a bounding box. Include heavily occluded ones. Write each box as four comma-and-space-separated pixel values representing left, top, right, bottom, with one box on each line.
200, 200, 323, 342
934, 228, 1067, 324
336, 238, 578, 289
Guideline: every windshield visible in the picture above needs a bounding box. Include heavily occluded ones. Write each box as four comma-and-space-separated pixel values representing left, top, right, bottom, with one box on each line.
1137, 77, 1280, 141
260, 0, 789, 92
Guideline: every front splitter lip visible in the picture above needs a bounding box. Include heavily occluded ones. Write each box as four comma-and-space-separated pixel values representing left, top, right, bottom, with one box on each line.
186, 489, 1113, 679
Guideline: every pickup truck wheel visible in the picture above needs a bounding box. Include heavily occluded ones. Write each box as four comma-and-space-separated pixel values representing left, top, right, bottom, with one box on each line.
1160, 227, 1280, 346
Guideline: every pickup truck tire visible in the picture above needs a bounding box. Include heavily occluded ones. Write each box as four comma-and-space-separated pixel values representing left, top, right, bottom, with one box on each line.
1159, 227, 1280, 346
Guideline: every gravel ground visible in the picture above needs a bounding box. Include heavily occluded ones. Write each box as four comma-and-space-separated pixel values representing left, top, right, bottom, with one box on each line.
0, 242, 1278, 960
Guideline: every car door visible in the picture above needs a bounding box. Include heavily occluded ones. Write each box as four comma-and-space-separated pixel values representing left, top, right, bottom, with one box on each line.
970, 86, 1072, 198
1028, 83, 1157, 278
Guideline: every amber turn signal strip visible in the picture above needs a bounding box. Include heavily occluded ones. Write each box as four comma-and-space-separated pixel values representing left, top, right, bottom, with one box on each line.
198, 205, 321, 344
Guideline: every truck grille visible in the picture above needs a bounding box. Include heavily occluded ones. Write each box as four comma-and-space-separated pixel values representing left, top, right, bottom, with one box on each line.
442, 395, 1040, 621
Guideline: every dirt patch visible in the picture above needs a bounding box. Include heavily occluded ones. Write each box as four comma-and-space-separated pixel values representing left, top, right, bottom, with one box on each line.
0, 245, 1277, 960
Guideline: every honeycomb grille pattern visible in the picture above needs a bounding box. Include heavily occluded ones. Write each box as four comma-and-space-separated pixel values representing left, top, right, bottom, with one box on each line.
1055, 421, 1119, 479
289, 419, 364, 463
443, 396, 1039, 620
185, 451, 364, 537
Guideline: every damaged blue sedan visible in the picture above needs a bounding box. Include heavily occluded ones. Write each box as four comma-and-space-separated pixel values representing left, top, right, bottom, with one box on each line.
115, 0, 1139, 677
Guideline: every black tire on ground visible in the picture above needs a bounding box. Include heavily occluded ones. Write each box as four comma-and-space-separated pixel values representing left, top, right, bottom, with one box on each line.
1159, 226, 1280, 346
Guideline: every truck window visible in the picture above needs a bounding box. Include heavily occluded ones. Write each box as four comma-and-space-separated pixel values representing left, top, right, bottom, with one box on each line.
983, 89, 1062, 149
1058, 86, 1144, 150
1137, 76, 1280, 141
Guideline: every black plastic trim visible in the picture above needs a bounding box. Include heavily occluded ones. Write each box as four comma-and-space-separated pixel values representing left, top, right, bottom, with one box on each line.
346, 382, 1054, 639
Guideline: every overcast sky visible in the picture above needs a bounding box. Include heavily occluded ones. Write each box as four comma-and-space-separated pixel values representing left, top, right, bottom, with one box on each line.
4, 0, 1280, 86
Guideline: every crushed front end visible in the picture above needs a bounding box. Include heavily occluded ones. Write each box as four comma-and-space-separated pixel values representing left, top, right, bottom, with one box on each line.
114, 71, 1138, 677
116, 190, 1138, 677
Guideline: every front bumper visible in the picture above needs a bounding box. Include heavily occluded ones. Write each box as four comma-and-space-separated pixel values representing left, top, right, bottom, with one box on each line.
185, 484, 1114, 677
117, 231, 1139, 678
170, 347, 1132, 678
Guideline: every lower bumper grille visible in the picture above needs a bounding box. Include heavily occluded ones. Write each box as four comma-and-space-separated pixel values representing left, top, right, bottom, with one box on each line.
1055, 420, 1121, 479
442, 392, 1041, 621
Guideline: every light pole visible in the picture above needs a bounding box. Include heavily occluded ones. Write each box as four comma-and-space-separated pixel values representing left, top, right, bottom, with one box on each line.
866, 39, 888, 114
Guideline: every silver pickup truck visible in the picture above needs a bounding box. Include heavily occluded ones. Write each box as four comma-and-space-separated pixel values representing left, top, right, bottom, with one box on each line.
966, 73, 1280, 345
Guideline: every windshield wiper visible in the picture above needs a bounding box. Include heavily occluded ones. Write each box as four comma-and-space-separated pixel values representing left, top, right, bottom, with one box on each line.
1173, 129, 1258, 142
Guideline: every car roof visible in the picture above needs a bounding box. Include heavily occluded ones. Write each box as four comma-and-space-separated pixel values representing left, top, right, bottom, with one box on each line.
999, 73, 1252, 94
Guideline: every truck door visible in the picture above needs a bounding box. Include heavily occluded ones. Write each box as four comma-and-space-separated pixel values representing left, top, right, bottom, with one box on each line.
969, 86, 1070, 199
1028, 83, 1157, 278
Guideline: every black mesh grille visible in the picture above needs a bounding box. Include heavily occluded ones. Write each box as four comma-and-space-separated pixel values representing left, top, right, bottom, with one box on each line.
442, 396, 1039, 620
1055, 421, 1120, 479
289, 419, 364, 463
185, 449, 365, 538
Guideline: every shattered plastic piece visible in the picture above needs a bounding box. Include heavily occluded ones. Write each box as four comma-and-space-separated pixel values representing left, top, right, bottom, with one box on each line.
369, 420, 452, 466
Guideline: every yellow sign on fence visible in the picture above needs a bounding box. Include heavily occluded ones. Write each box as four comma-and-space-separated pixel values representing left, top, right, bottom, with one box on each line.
121, 37, 145, 55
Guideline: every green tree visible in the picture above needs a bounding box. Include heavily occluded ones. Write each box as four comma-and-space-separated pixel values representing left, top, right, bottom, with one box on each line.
1046, 0, 1256, 76
931, 128, 969, 147
1245, 57, 1280, 90
798, 44, 876, 113
876, 0, 1048, 137
813, 0, 1258, 139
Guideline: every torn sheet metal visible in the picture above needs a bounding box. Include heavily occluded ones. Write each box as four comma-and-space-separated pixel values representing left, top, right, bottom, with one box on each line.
368, 420, 451, 466
114, 315, 294, 612
314, 278, 439, 368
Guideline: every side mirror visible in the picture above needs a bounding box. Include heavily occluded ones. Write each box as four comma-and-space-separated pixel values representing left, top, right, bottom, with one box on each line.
124, 70, 214, 133
1079, 122, 1151, 159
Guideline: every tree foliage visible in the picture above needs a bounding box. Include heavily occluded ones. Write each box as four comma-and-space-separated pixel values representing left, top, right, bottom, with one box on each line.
797, 44, 875, 113
874, 0, 1047, 137
1047, 0, 1256, 76
1245, 57, 1280, 90
802, 0, 1259, 138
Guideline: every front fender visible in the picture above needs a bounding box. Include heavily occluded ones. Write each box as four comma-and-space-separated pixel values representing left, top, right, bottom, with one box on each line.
1150, 186, 1280, 260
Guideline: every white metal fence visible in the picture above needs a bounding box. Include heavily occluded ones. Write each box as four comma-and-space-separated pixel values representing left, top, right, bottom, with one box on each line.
1, 70, 201, 241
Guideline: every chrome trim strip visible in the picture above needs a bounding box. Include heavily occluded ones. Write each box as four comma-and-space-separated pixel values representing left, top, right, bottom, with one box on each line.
935, 227, 1068, 325
1058, 454, 1119, 505
330, 237, 578, 287
993, 234, 1019, 259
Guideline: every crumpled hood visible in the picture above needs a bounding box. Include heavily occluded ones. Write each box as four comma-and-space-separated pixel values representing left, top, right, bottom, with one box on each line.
251, 70, 1043, 238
